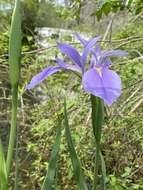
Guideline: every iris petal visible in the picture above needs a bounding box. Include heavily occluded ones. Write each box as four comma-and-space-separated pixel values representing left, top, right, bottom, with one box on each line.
82, 68, 121, 106
74, 33, 87, 45
57, 43, 82, 69
102, 50, 128, 58
74, 33, 100, 66
99, 50, 128, 66
56, 58, 82, 73
26, 66, 61, 90
95, 45, 101, 55
82, 36, 100, 66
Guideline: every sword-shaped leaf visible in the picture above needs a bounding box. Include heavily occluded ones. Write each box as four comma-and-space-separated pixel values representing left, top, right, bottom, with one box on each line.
64, 98, 88, 190
0, 140, 8, 190
7, 0, 22, 177
41, 126, 62, 190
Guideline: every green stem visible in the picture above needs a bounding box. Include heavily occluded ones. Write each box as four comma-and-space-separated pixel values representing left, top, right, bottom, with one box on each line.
6, 86, 18, 176
14, 127, 19, 190
93, 141, 100, 190
91, 95, 104, 190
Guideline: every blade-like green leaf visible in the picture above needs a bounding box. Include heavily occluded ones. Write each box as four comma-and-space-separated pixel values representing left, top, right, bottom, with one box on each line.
9, 0, 22, 87
6, 0, 22, 177
14, 132, 19, 190
41, 126, 62, 190
64, 98, 88, 190
127, 0, 133, 6
0, 140, 8, 190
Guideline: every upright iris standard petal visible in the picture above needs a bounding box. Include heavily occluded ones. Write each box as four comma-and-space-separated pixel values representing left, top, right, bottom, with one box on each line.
82, 67, 122, 106
57, 43, 82, 69
74, 33, 100, 67
26, 66, 61, 90
95, 45, 101, 56
82, 36, 100, 66
74, 33, 87, 45
56, 58, 82, 73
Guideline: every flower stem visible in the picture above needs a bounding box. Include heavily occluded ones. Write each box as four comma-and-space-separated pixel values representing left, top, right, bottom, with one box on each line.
91, 95, 104, 190
93, 141, 100, 189
6, 86, 18, 176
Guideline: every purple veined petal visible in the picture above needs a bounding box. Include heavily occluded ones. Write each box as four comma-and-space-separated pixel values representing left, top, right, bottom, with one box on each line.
101, 50, 128, 58
90, 55, 96, 68
74, 33, 87, 45
82, 67, 122, 106
26, 66, 61, 90
82, 36, 101, 67
75, 33, 100, 66
99, 50, 128, 66
56, 57, 67, 69
99, 58, 112, 67
57, 43, 82, 69
95, 45, 101, 56
56, 58, 82, 73
104, 59, 112, 66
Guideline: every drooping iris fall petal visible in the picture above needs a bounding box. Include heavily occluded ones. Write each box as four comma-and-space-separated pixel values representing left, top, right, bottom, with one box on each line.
82, 67, 122, 106
74, 33, 87, 45
26, 66, 61, 89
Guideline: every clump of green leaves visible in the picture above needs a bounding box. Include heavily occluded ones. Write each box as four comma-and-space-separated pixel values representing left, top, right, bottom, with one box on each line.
91, 0, 143, 21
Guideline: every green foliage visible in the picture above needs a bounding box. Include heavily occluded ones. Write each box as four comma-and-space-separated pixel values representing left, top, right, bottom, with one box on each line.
6, 1, 22, 182
0, 1, 143, 189
0, 140, 8, 190
64, 98, 88, 190
42, 126, 62, 190
22, 0, 39, 38
9, 0, 21, 87
36, 1, 63, 28
92, 0, 143, 21
91, 96, 105, 189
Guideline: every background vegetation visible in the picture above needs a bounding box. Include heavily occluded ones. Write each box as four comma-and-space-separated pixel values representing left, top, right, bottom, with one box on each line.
0, 0, 143, 189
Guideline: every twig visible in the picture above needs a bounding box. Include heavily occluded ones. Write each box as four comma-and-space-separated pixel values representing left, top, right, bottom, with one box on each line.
119, 85, 142, 113
117, 56, 143, 65
102, 14, 114, 41
115, 37, 143, 49
129, 98, 143, 114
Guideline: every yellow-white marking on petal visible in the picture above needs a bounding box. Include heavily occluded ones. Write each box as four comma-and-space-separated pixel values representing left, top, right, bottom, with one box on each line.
94, 66, 102, 77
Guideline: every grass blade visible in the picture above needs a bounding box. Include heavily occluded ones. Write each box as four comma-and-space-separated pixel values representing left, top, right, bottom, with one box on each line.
0, 139, 8, 190
41, 126, 62, 190
64, 98, 88, 190
6, 0, 22, 176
